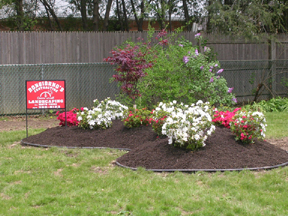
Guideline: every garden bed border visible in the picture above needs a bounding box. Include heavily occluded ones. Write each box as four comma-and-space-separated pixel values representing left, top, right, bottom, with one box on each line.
21, 139, 288, 173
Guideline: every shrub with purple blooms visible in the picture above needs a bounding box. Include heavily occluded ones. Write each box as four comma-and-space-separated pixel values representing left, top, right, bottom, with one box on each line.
136, 30, 236, 108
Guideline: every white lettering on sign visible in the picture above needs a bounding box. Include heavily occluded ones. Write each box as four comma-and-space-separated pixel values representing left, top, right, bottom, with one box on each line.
28, 81, 65, 93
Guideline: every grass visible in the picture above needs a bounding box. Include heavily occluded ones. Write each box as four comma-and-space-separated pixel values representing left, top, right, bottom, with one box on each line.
0, 113, 288, 215
265, 112, 288, 138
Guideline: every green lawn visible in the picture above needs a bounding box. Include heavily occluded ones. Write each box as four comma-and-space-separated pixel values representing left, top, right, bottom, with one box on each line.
0, 113, 287, 215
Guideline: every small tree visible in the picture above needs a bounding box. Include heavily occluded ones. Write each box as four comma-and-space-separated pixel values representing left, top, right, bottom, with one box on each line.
104, 44, 153, 104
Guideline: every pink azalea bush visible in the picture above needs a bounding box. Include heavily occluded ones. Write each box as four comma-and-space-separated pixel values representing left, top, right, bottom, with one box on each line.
56, 108, 79, 127
212, 107, 241, 128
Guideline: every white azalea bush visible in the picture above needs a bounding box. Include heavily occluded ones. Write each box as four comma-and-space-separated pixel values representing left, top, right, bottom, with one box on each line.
158, 100, 216, 151
77, 97, 128, 130
230, 110, 267, 144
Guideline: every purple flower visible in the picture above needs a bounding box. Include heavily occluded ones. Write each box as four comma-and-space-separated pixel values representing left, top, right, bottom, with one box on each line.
232, 98, 237, 103
228, 87, 234, 93
210, 66, 213, 69
195, 33, 201, 38
204, 46, 207, 52
215, 64, 218, 67
209, 69, 212, 72
188, 51, 191, 55
195, 49, 199, 56
200, 66, 204, 70
209, 77, 214, 83
216, 76, 220, 79
179, 44, 183, 47
217, 69, 224, 74
183, 56, 189, 64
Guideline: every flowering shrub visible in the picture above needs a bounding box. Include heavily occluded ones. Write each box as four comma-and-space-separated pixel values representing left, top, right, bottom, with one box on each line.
136, 30, 236, 108
212, 107, 241, 128
230, 110, 267, 144
122, 107, 152, 128
56, 108, 79, 127
151, 100, 182, 136
151, 116, 167, 136
161, 100, 216, 151
77, 98, 128, 130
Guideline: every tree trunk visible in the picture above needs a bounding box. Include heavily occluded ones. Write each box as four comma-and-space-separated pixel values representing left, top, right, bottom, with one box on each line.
15, 0, 24, 30
168, 0, 172, 31
103, 0, 113, 31
160, 0, 165, 30
130, 0, 139, 30
283, 0, 288, 31
93, 0, 99, 31
182, 0, 191, 31
80, 0, 88, 30
43, 3, 54, 31
138, 1, 144, 31
116, 0, 123, 31
40, 0, 63, 31
121, 0, 129, 31
206, 0, 213, 33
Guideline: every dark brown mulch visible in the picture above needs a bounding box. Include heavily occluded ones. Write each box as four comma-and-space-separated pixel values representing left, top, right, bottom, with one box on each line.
22, 120, 288, 170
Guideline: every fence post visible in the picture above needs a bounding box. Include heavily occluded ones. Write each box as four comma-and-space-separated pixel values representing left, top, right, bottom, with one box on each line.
41, 64, 45, 115
270, 40, 277, 98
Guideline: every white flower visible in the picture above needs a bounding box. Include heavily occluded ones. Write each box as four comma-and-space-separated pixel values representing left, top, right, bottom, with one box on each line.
77, 116, 82, 121
196, 100, 203, 105
173, 100, 177, 104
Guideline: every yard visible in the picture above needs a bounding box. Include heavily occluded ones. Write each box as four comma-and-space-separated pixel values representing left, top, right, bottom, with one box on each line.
0, 113, 288, 215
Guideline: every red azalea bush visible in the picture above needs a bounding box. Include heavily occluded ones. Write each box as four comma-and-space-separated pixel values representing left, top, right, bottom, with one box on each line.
56, 108, 79, 127
151, 115, 167, 136
122, 108, 152, 128
212, 107, 241, 128
230, 110, 267, 144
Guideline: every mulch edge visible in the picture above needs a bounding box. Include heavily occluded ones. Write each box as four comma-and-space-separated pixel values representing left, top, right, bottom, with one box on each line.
21, 139, 288, 172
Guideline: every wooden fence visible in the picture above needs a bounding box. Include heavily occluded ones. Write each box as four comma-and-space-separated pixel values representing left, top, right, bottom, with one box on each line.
0, 31, 288, 64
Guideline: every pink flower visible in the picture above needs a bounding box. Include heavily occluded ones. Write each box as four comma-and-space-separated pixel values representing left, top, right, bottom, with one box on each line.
157, 29, 167, 38
209, 77, 214, 83
228, 87, 234, 93
81, 107, 84, 111
195, 49, 199, 56
179, 44, 183, 47
217, 69, 224, 74
232, 98, 237, 103
200, 66, 204, 70
195, 33, 201, 38
183, 56, 189, 64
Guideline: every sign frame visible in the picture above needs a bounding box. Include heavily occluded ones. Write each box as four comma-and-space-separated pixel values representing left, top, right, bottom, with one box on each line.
25, 80, 67, 138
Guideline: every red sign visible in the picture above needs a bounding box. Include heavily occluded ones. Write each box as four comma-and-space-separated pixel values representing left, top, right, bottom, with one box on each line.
26, 80, 66, 109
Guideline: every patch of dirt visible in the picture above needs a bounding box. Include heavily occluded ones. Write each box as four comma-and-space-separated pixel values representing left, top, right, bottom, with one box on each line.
266, 137, 288, 152
0, 116, 59, 131
21, 120, 288, 170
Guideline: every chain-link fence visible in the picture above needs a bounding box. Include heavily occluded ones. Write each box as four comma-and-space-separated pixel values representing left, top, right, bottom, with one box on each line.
0, 60, 288, 115
0, 63, 119, 115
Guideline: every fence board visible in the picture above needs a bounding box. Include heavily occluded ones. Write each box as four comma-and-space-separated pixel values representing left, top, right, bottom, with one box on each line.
1, 31, 286, 64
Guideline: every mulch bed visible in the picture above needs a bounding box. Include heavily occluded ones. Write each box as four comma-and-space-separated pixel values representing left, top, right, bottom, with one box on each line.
22, 120, 288, 171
